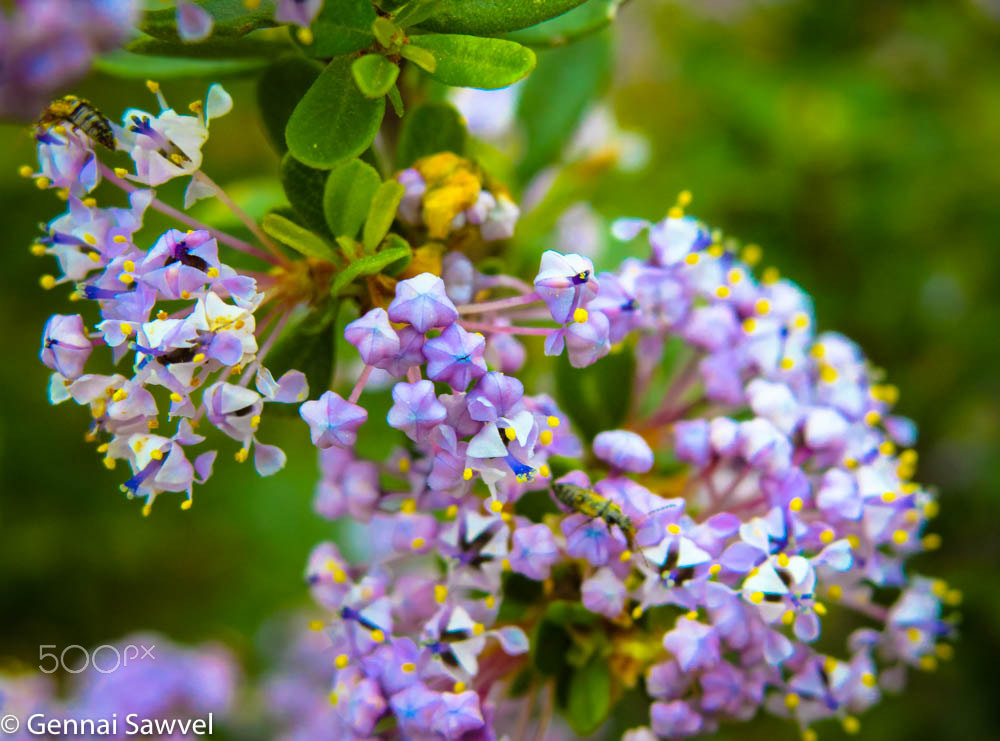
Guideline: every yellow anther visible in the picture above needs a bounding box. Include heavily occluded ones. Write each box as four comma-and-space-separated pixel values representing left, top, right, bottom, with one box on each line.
452, 681, 466, 694
820, 529, 835, 544
843, 457, 858, 470
813, 602, 827, 616
784, 692, 800, 709
709, 564, 722, 576
677, 190, 693, 206
780, 357, 795, 371
30, 243, 47, 256
103, 456, 117, 470
811, 344, 826, 359
900, 449, 918, 466
308, 620, 324, 632
777, 553, 790, 568
684, 610, 698, 621
540, 429, 553, 446
619, 550, 633, 563
864, 410, 881, 426
802, 730, 817, 741
206, 267, 220, 278
40, 274, 57, 290
145, 79, 160, 93
149, 449, 164, 461
35, 176, 51, 189
445, 504, 458, 519
180, 290, 191, 299
401, 498, 417, 514
935, 643, 954, 660
824, 657, 838, 675
792, 312, 810, 330
819, 365, 838, 384
328, 691, 339, 706
727, 269, 743, 284
708, 244, 725, 258
96, 443, 110, 453
296, 26, 314, 44
244, 0, 262, 8
504, 426, 517, 441
847, 534, 861, 549
114, 167, 129, 178
879, 441, 896, 456
410, 536, 426, 549
861, 672, 877, 687
573, 307, 589, 323
398, 457, 411, 473
882, 491, 898, 504
250, 415, 261, 428
762, 266, 780, 284
631, 605, 644, 619
370, 629, 385, 643
742, 318, 757, 333
715, 285, 730, 299
789, 497, 803, 512
142, 503, 152, 517
80, 233, 98, 247
18, 164, 34, 178
667, 523, 681, 535
754, 298, 771, 315
919, 655, 938, 671
180, 499, 192, 510
906, 627, 922, 642
842, 716, 860, 734
192, 353, 206, 363
112, 388, 128, 402
922, 533, 942, 550
87, 251, 100, 263
904, 509, 920, 524
490, 500, 503, 513
434, 585, 448, 604
945, 589, 962, 606
335, 654, 349, 669
332, 568, 347, 583
684, 252, 700, 266
741, 243, 762, 265
234, 448, 249, 463
484, 595, 495, 609
667, 206, 684, 219
119, 273, 134, 285
462, 468, 474, 481
781, 609, 795, 626
891, 529, 909, 545
501, 558, 511, 570
547, 415, 560, 428
157, 310, 169, 320
401, 662, 416, 673
538, 464, 551, 478
169, 392, 183, 403
750, 592, 764, 604
827, 584, 843, 601
472, 622, 485, 636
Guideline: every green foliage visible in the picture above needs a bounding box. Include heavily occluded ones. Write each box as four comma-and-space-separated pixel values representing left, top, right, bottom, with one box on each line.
280, 153, 333, 237
555, 345, 634, 441
139, 0, 277, 41
323, 159, 382, 239
351, 55, 400, 98
391, 0, 442, 28
513, 488, 561, 522
416, 0, 587, 35
286, 57, 386, 169
126, 35, 287, 59
261, 212, 339, 262
298, 0, 376, 58
396, 101, 467, 167
363, 181, 406, 251
566, 655, 612, 735
266, 302, 339, 404
409, 34, 536, 89
516, 30, 611, 180
257, 57, 322, 154
94, 50, 268, 79
330, 242, 412, 296
503, 0, 623, 47
398, 44, 439, 74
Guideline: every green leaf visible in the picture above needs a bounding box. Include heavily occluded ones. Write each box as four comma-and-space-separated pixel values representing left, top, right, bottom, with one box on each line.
396, 101, 467, 167
554, 343, 633, 441
373, 17, 404, 47
513, 489, 561, 522
566, 655, 611, 736
399, 44, 438, 73
323, 159, 382, 239
266, 302, 338, 404
140, 0, 277, 41
298, 0, 376, 58
126, 35, 287, 58
380, 234, 414, 276
351, 55, 400, 98
363, 181, 406, 251
257, 56, 322, 154
516, 30, 611, 181
331, 243, 412, 296
261, 213, 338, 262
392, 0, 441, 27
408, 34, 535, 89
533, 613, 573, 676
280, 153, 333, 237
417, 0, 586, 35
387, 85, 405, 117
286, 57, 386, 169
502, 0, 623, 47
94, 50, 268, 79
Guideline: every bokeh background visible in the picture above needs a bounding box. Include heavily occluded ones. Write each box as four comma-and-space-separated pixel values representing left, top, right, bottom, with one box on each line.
1, 0, 997, 738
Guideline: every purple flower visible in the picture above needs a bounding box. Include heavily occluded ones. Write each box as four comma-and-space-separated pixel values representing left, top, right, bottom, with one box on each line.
345, 308, 400, 367
388, 273, 459, 333
651, 700, 704, 738
177, 0, 214, 41
663, 618, 720, 672
507, 524, 560, 580
300, 391, 368, 448
564, 309, 611, 367
423, 323, 488, 391
275, 0, 323, 27
433, 691, 484, 739
582, 567, 627, 618
386, 380, 446, 441
467, 372, 523, 422
562, 513, 626, 566
533, 250, 599, 324
593, 429, 654, 473
390, 684, 442, 737
40, 314, 92, 379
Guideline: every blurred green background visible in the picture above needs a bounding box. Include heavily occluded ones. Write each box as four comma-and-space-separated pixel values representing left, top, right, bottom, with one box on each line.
1, 0, 998, 738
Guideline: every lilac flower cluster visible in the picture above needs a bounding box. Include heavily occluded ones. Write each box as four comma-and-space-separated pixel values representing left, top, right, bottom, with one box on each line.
295, 199, 952, 739
0, 0, 137, 118
29, 83, 316, 514
0, 634, 237, 741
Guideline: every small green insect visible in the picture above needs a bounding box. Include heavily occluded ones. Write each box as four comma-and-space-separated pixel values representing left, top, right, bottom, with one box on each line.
551, 481, 638, 553
36, 96, 116, 150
